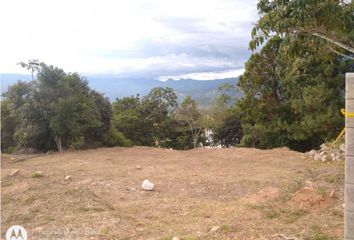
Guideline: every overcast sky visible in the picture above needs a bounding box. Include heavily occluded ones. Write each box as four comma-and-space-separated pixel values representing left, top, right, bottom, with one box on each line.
0, 0, 259, 80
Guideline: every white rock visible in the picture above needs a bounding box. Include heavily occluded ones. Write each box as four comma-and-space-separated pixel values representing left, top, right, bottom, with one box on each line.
65, 176, 71, 180
172, 237, 180, 240
319, 151, 326, 156
314, 154, 321, 161
308, 150, 317, 156
136, 165, 142, 170
141, 179, 154, 191
320, 143, 328, 150
209, 226, 219, 233
321, 155, 328, 162
340, 143, 345, 152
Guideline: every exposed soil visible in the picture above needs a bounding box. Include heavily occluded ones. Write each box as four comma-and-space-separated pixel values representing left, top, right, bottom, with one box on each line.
290, 187, 332, 210
1, 147, 344, 239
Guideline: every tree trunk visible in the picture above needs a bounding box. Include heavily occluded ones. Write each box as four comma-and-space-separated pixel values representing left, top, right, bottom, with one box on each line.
345, 73, 354, 239
54, 136, 63, 152
193, 136, 198, 148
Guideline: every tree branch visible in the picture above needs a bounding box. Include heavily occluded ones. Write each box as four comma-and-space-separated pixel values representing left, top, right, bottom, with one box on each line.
310, 32, 354, 54
288, 28, 354, 54
328, 46, 354, 60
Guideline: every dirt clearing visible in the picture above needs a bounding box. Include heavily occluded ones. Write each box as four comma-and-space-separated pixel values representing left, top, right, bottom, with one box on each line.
1, 147, 344, 239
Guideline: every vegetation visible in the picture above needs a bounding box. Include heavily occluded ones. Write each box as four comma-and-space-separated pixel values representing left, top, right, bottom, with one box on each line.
1, 64, 206, 152
237, 0, 354, 151
1, 1, 353, 153
1, 62, 114, 152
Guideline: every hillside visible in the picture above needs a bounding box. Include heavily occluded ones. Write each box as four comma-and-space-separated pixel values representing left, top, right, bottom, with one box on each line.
1, 74, 240, 106
2, 147, 344, 239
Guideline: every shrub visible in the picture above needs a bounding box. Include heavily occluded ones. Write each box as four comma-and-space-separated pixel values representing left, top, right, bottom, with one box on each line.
69, 136, 86, 150
104, 128, 132, 147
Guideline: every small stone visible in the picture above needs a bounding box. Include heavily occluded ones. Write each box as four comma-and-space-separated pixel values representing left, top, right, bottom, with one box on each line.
136, 165, 142, 170
329, 189, 336, 198
320, 143, 328, 150
141, 179, 154, 191
10, 169, 20, 176
319, 151, 326, 156
172, 237, 180, 240
308, 150, 317, 156
65, 176, 71, 180
340, 143, 345, 152
321, 155, 328, 162
313, 154, 321, 161
209, 226, 219, 233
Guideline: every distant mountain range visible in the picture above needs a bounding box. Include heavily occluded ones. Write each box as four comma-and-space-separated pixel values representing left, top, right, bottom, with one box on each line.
1, 73, 241, 106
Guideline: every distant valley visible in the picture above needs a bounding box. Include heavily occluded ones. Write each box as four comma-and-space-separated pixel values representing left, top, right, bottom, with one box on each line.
1, 73, 241, 106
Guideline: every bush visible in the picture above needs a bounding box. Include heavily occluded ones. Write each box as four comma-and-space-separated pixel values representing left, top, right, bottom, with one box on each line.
104, 128, 132, 147
69, 136, 86, 150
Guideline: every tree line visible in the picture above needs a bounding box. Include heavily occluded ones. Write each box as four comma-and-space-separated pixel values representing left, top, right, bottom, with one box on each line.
1, 61, 216, 152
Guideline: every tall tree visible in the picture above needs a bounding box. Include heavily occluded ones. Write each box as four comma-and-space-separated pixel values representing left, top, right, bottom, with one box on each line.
3, 62, 110, 152
237, 36, 353, 151
250, 0, 354, 55
175, 96, 204, 148
141, 87, 178, 146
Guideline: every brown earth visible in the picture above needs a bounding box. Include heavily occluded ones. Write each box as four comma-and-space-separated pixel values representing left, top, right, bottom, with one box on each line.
290, 187, 332, 211
1, 147, 345, 239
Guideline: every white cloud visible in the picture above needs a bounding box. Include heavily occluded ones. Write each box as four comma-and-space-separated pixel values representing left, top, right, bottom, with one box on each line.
0, 0, 258, 78
158, 69, 244, 81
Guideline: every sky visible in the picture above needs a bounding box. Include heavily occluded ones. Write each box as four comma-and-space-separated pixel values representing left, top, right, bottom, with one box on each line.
0, 0, 259, 80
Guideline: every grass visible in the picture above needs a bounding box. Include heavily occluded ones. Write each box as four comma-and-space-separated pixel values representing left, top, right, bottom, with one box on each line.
31, 171, 44, 178
1, 147, 345, 239
309, 225, 334, 240
260, 204, 309, 223
220, 224, 231, 233
284, 208, 309, 223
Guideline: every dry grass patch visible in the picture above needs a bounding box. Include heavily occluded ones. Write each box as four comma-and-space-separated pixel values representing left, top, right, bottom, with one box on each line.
1, 147, 344, 239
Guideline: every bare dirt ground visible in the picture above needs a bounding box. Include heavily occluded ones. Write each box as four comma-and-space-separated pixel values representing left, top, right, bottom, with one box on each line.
1, 147, 344, 240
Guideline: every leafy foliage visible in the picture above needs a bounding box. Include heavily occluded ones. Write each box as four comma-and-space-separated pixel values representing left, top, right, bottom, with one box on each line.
237, 36, 353, 151
112, 87, 180, 148
175, 96, 205, 148
250, 0, 354, 55
104, 128, 132, 147
1, 62, 115, 152
213, 109, 243, 147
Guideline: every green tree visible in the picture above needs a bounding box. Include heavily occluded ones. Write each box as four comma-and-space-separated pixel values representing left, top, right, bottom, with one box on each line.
250, 0, 354, 55
18, 59, 40, 81
237, 37, 286, 148
2, 62, 111, 152
213, 109, 243, 147
112, 95, 150, 145
237, 36, 353, 151
175, 96, 204, 148
112, 88, 179, 147
1, 100, 17, 152
85, 90, 112, 147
